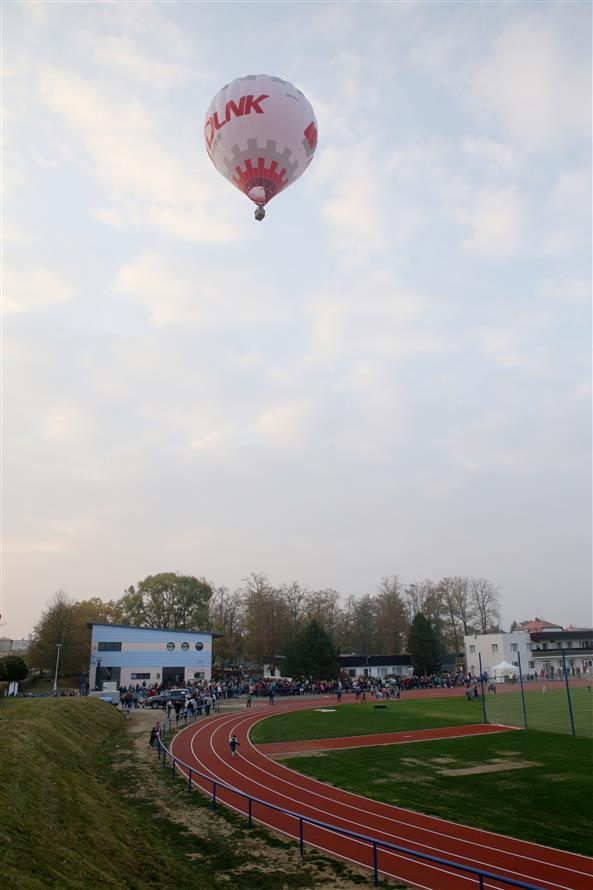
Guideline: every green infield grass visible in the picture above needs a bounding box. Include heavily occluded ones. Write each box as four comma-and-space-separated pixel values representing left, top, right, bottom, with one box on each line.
279, 730, 593, 856
484, 686, 593, 737
250, 698, 485, 744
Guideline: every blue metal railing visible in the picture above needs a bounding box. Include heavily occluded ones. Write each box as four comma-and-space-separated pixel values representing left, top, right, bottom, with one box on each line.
154, 716, 545, 889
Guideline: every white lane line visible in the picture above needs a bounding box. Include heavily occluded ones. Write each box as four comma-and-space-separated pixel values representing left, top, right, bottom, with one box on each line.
171, 706, 591, 885
177, 715, 571, 890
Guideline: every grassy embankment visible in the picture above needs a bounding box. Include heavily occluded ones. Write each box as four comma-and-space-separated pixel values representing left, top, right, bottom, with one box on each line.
0, 698, 404, 890
250, 702, 593, 856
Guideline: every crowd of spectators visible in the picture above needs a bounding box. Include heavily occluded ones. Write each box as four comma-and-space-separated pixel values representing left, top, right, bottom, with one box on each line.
117, 669, 475, 707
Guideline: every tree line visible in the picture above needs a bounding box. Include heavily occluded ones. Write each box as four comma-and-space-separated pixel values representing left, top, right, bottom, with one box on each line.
26, 571, 501, 678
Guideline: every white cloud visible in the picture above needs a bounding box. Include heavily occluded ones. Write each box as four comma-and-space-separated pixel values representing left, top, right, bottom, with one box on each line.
39, 67, 239, 243
92, 36, 191, 90
410, 7, 590, 154
190, 429, 231, 452
2, 264, 74, 313
308, 269, 444, 361
256, 401, 311, 446
42, 405, 92, 442
116, 252, 296, 328
537, 277, 590, 304
542, 168, 592, 256
459, 136, 515, 171
3, 517, 96, 555
445, 412, 532, 473
317, 140, 428, 259
456, 187, 528, 257
469, 11, 591, 151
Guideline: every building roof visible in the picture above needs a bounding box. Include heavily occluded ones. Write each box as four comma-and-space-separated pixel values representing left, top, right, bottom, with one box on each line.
518, 618, 563, 633
530, 629, 593, 642
338, 654, 411, 667
87, 622, 222, 638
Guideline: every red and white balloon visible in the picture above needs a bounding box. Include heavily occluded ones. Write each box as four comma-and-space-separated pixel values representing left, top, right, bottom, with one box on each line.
205, 74, 318, 220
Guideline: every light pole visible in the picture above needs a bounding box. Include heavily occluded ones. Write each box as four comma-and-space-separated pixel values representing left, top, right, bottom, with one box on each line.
53, 643, 62, 695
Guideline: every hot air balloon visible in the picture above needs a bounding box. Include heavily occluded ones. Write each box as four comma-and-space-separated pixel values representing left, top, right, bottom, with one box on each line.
204, 74, 318, 221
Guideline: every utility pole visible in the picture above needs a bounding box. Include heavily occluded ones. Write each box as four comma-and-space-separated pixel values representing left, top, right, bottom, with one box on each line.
53, 643, 62, 695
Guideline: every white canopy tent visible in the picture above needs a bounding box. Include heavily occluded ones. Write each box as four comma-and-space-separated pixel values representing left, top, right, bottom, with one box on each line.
491, 660, 520, 681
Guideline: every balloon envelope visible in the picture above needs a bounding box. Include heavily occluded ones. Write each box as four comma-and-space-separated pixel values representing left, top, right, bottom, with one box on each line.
204, 74, 318, 212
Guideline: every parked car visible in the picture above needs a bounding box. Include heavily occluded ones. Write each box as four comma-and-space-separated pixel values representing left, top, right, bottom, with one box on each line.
144, 689, 189, 709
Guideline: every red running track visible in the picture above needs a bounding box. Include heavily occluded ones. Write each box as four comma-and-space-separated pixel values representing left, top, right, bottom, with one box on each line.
258, 722, 516, 757
170, 698, 593, 890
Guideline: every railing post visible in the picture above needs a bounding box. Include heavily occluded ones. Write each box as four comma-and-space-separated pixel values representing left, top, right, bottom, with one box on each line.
188, 768, 192, 793
518, 652, 528, 729
479, 653, 487, 724
172, 757, 176, 778
562, 649, 576, 736
162, 749, 167, 769
479, 874, 484, 889
299, 817, 304, 855
248, 797, 253, 829
212, 781, 217, 811
373, 842, 379, 886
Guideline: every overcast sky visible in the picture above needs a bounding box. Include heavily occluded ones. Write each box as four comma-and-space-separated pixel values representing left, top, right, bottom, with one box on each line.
3, 0, 591, 639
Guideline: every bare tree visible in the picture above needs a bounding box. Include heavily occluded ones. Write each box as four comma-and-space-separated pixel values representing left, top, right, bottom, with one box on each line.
242, 573, 289, 669
351, 594, 378, 654
375, 576, 408, 654
334, 594, 356, 651
438, 577, 477, 653
404, 580, 445, 648
280, 581, 310, 635
305, 589, 341, 642
209, 586, 245, 666
470, 578, 501, 634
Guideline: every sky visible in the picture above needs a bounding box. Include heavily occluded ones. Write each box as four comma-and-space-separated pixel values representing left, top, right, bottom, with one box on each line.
2, 0, 591, 639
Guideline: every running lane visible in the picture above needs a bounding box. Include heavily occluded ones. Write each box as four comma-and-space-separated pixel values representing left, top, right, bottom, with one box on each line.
170, 699, 593, 890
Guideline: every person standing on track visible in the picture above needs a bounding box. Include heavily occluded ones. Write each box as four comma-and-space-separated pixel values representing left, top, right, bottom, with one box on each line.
229, 734, 240, 758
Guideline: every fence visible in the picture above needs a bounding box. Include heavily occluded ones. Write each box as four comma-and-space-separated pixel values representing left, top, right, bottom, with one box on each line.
154, 717, 544, 889
479, 651, 593, 737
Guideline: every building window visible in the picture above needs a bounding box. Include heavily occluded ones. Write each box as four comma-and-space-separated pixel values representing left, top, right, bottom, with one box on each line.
491, 644, 498, 653
131, 673, 150, 680
510, 644, 518, 652
195, 642, 204, 651
101, 666, 121, 682
194, 672, 205, 679
181, 642, 189, 651
166, 642, 175, 651
98, 642, 122, 652
529, 662, 535, 669
469, 645, 475, 654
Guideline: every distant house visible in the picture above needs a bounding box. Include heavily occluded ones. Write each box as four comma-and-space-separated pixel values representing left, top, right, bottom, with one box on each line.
528, 629, 593, 678
464, 624, 593, 679
338, 654, 413, 680
464, 631, 533, 677
517, 618, 563, 633
0, 636, 31, 653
